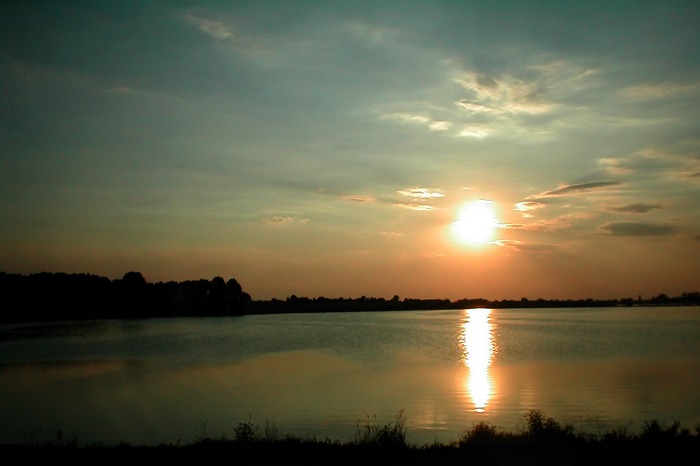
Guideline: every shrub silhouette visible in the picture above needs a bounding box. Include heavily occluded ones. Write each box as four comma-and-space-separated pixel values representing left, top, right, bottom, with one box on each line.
458, 421, 504, 447
11, 410, 700, 466
354, 410, 408, 448
524, 409, 577, 442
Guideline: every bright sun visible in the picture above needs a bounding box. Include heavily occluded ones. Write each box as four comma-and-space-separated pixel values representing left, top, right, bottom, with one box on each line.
452, 200, 499, 245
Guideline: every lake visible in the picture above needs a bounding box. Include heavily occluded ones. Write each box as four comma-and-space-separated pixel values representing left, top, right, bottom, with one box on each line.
1, 306, 700, 447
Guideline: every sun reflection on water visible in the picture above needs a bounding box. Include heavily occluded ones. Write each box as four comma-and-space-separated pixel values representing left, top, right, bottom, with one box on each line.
461, 308, 496, 412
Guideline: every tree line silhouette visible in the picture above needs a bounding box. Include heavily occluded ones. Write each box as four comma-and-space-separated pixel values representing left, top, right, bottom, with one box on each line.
249, 291, 700, 314
0, 271, 251, 323
1, 271, 698, 324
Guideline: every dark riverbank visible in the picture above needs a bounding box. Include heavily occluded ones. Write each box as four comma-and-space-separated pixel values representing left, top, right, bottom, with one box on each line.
3, 412, 698, 465
4, 441, 698, 466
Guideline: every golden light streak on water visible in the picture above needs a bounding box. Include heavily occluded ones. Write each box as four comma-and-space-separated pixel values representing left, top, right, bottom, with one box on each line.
461, 308, 495, 412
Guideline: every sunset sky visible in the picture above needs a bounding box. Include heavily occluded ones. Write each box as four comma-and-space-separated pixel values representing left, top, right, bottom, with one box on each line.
2, 1, 699, 301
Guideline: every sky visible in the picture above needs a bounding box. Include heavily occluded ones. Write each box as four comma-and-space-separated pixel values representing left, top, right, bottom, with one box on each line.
2, 1, 699, 301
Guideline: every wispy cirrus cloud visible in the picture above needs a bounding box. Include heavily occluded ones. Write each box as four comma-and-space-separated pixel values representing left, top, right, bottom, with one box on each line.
682, 169, 700, 178
494, 240, 558, 252
532, 181, 621, 199
607, 203, 662, 214
393, 203, 435, 211
108, 86, 135, 94
341, 194, 377, 203
378, 112, 451, 132
397, 187, 444, 199
458, 125, 492, 139
600, 148, 700, 181
454, 72, 554, 116
599, 153, 672, 175
514, 181, 622, 216
377, 59, 596, 141
514, 201, 546, 217
266, 216, 310, 225
394, 187, 444, 211
620, 81, 700, 100
185, 14, 234, 41
600, 222, 676, 236
500, 212, 595, 232
454, 100, 501, 115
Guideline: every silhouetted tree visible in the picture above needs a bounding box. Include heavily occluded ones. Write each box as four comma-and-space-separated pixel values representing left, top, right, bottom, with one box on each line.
113, 271, 150, 318
226, 278, 250, 314
209, 276, 227, 315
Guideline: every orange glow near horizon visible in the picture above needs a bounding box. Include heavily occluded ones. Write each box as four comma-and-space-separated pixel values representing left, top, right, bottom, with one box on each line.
452, 200, 499, 246
461, 308, 496, 412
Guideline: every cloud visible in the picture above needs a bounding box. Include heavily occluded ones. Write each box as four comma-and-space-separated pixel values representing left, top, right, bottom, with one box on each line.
455, 73, 500, 101
185, 14, 234, 41
378, 59, 594, 140
475, 73, 499, 92
341, 194, 377, 203
514, 201, 546, 216
537, 181, 621, 198
620, 82, 700, 100
501, 212, 596, 232
530, 61, 601, 85
500, 219, 565, 232
455, 100, 502, 115
494, 240, 557, 252
600, 222, 676, 236
458, 125, 492, 139
393, 203, 435, 211
522, 181, 621, 204
382, 112, 430, 125
599, 149, 700, 187
515, 181, 622, 216
266, 216, 310, 225
397, 187, 444, 199
378, 112, 450, 132
607, 203, 662, 214
379, 61, 575, 141
455, 72, 554, 116
429, 121, 451, 132
498, 223, 526, 230
598, 151, 676, 176
108, 87, 135, 94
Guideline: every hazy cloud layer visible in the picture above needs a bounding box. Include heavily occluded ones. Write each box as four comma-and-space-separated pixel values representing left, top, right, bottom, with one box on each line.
600, 222, 676, 237
495, 240, 558, 252
607, 203, 662, 214
531, 181, 622, 199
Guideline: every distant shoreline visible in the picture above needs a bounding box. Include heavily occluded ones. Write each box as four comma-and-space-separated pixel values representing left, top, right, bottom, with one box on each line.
246, 295, 699, 316
1, 271, 698, 324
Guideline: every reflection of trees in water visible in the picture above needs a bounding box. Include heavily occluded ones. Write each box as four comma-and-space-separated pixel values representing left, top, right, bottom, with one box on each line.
461, 308, 495, 412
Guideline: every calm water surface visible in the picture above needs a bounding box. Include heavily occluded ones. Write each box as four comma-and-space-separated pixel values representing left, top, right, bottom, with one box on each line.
1, 306, 700, 446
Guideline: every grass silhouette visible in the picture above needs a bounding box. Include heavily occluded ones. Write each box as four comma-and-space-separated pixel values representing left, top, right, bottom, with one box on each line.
2, 410, 698, 465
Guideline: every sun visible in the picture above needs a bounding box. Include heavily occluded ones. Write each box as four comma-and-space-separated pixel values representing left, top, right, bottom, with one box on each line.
452, 200, 499, 245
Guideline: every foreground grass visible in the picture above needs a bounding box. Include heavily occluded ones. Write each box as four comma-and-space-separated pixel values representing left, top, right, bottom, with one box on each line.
3, 410, 699, 465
